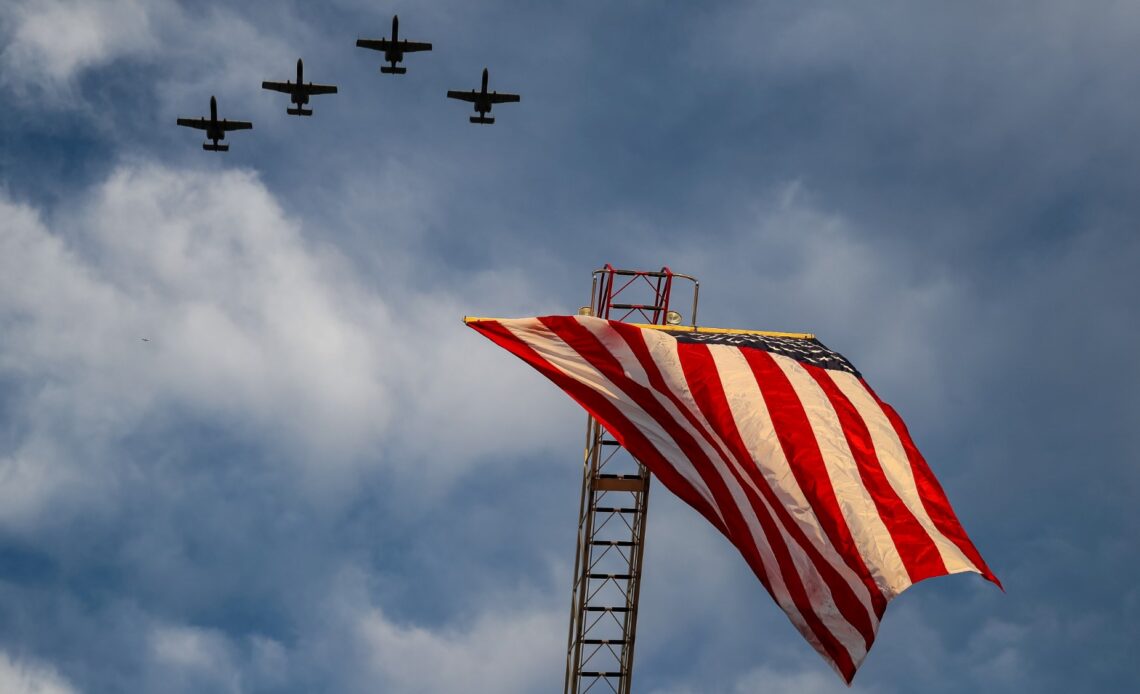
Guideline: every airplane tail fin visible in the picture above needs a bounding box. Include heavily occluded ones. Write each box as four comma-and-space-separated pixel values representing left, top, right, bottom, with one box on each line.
203, 143, 229, 152
380, 66, 407, 75
287, 107, 314, 116
470, 116, 495, 125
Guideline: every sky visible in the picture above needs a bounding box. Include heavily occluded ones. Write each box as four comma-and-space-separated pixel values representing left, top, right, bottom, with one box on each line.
0, 0, 1138, 692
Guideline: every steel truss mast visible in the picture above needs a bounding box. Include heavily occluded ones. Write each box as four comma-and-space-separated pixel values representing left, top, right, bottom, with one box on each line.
563, 265, 700, 694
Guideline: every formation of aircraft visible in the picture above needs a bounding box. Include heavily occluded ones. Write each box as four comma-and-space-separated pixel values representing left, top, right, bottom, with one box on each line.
356, 14, 432, 74
175, 96, 252, 151
261, 58, 338, 116
177, 14, 520, 152
447, 68, 521, 125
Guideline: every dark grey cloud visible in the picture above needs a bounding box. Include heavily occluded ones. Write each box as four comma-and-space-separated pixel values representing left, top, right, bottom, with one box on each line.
1, 1, 1138, 692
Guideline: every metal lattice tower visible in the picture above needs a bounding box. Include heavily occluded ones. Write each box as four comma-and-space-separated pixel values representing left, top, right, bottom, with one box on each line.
563, 266, 699, 694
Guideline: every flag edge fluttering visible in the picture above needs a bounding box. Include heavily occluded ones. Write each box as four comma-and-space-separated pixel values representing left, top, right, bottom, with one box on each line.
466, 315, 1000, 684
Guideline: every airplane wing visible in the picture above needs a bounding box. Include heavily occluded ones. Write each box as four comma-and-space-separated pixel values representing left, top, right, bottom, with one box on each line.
356, 38, 391, 51
488, 93, 521, 104
220, 120, 253, 131
262, 82, 337, 96
261, 81, 294, 94
400, 40, 432, 53
446, 90, 478, 103
176, 118, 209, 130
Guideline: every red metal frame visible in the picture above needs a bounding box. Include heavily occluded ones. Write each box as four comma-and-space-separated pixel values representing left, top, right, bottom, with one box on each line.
594, 264, 674, 325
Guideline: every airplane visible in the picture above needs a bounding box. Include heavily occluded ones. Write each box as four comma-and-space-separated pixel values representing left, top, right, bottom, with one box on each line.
356, 14, 432, 74
175, 96, 252, 151
261, 58, 337, 116
446, 68, 520, 124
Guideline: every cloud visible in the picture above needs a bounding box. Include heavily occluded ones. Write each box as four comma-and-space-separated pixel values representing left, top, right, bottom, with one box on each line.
150, 623, 243, 693
2, 2, 1140, 692
0, 0, 294, 123
726, 665, 881, 694
0, 162, 571, 525
0, 0, 163, 93
3, 166, 389, 464
660, 181, 965, 418
356, 604, 563, 693
134, 564, 568, 694
0, 651, 77, 694
0, 159, 585, 693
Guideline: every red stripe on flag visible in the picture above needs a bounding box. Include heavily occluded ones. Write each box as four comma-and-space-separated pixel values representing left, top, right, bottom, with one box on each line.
741, 349, 889, 620
546, 317, 858, 678
466, 319, 731, 539
532, 318, 786, 594
862, 382, 1002, 589
469, 315, 1001, 684
803, 364, 948, 585
671, 341, 882, 645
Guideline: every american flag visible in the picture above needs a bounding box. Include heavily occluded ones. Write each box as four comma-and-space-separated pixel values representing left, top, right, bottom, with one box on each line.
467, 315, 1000, 683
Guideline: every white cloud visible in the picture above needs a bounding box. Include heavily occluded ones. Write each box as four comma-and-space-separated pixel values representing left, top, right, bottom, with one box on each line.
3, 167, 390, 460
0, 651, 78, 694
0, 440, 88, 530
664, 181, 964, 423
356, 604, 564, 694
0, 0, 292, 120
150, 7, 295, 127
0, 0, 163, 90
151, 623, 239, 685
148, 622, 300, 693
0, 162, 571, 524
123, 563, 568, 694
727, 665, 882, 694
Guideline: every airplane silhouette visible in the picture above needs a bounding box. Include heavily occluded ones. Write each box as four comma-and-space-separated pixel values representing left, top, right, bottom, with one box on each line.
262, 58, 338, 116
176, 96, 252, 151
447, 68, 520, 124
356, 15, 432, 74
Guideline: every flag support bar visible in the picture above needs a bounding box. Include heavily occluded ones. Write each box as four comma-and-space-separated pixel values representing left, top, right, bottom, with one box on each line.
463, 317, 814, 341
561, 266, 699, 694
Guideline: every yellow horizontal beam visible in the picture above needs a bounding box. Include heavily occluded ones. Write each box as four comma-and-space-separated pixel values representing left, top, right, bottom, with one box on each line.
626, 322, 815, 340
462, 316, 814, 340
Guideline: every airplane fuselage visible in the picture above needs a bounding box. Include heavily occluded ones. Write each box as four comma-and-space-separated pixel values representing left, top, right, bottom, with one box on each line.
473, 69, 493, 114
296, 59, 314, 105
205, 96, 225, 142
386, 15, 403, 65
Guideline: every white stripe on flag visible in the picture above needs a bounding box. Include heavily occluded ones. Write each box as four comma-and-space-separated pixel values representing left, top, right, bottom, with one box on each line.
500, 319, 725, 526
826, 370, 977, 575
772, 355, 914, 597
576, 319, 814, 639
589, 321, 871, 668
468, 315, 1000, 684
707, 345, 890, 614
